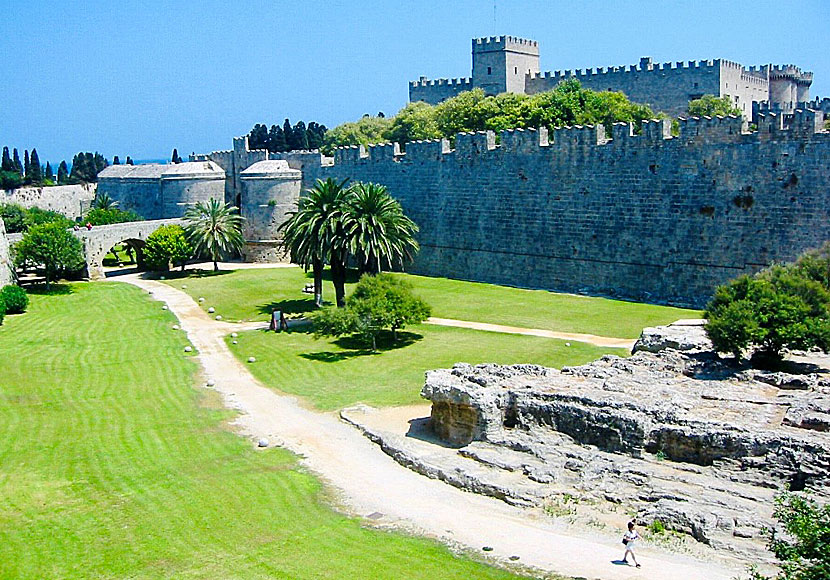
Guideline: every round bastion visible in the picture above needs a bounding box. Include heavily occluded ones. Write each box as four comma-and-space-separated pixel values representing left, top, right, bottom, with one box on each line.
239, 160, 302, 262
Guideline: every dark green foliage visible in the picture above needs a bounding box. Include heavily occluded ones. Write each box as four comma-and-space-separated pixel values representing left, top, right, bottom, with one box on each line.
0, 170, 23, 190
0, 285, 29, 314
143, 224, 193, 272
91, 191, 118, 211
23, 150, 30, 179
70, 152, 108, 183
24, 207, 73, 230
13, 222, 85, 289
688, 94, 742, 118
57, 161, 69, 184
0, 204, 27, 233
325, 80, 657, 153
113, 156, 120, 165
171, 148, 182, 164
247, 119, 328, 153
311, 273, 431, 350
705, 264, 830, 362
125, 156, 134, 165
750, 494, 830, 580
0, 296, 5, 325
84, 207, 141, 226
1, 147, 12, 171
44, 162, 53, 182
12, 149, 22, 175
28, 149, 42, 183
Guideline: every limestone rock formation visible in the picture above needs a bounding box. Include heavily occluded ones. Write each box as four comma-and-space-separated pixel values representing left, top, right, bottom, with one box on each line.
632, 319, 711, 354
419, 343, 830, 560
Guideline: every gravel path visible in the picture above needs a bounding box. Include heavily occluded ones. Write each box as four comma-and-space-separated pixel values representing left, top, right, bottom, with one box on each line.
120, 273, 743, 580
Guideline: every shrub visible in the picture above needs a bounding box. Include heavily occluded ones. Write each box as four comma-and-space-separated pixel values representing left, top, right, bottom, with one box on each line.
0, 295, 5, 325
143, 225, 193, 272
12, 222, 85, 290
0, 203, 27, 233
23, 207, 73, 230
705, 264, 830, 362
0, 285, 28, 314
84, 207, 141, 226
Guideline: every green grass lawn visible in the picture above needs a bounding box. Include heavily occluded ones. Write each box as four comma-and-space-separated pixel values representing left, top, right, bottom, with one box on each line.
162, 267, 700, 338
0, 283, 530, 579
232, 324, 627, 411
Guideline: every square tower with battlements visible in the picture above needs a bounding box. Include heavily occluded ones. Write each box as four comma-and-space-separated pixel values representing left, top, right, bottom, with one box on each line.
472, 36, 539, 96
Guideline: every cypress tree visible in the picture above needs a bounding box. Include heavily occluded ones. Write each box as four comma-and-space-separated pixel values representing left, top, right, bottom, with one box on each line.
171, 148, 182, 163
113, 155, 120, 165
24, 150, 30, 177
126, 156, 134, 165
12, 149, 22, 175
292, 121, 309, 150
29, 149, 42, 183
283, 118, 294, 150
1, 147, 11, 171
57, 161, 69, 184
45, 162, 54, 182
269, 124, 287, 152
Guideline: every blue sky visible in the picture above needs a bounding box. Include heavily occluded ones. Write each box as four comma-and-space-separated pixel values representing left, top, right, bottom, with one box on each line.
2, 0, 828, 166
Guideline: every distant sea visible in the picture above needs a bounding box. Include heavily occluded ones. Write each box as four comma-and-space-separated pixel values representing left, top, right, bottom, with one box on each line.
132, 158, 168, 165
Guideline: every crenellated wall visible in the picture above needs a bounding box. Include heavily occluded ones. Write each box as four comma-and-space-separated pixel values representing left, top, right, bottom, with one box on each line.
263, 109, 830, 307
1, 183, 97, 219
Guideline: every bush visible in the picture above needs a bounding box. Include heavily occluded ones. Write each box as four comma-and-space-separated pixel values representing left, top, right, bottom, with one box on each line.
12, 222, 85, 290
0, 285, 28, 314
23, 207, 73, 230
84, 207, 141, 226
0, 203, 27, 233
705, 264, 830, 362
0, 295, 5, 325
143, 225, 193, 272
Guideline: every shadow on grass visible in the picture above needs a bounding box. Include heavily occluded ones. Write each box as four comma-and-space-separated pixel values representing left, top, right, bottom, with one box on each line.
25, 283, 74, 295
313, 268, 362, 284
256, 299, 320, 317
300, 330, 424, 363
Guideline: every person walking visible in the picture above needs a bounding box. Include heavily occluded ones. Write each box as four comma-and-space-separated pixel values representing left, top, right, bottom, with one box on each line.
622, 521, 641, 568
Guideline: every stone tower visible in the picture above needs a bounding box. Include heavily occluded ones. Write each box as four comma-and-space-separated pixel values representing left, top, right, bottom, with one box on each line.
472, 36, 539, 96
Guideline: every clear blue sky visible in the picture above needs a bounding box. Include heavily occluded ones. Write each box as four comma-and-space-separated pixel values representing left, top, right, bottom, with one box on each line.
2, 0, 828, 166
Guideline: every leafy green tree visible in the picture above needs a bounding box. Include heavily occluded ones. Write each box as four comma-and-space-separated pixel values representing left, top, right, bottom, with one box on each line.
749, 493, 830, 580
143, 224, 193, 272
57, 161, 69, 184
311, 273, 431, 350
342, 182, 419, 274
13, 222, 85, 289
0, 204, 27, 233
0, 170, 23, 190
24, 207, 73, 230
279, 178, 350, 307
705, 265, 830, 363
0, 285, 29, 314
386, 102, 442, 144
184, 198, 244, 271
322, 115, 394, 154
0, 295, 5, 325
688, 94, 742, 117
85, 207, 140, 225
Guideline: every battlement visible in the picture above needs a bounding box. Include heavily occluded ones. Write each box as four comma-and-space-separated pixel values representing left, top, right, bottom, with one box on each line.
677, 115, 745, 141
473, 35, 538, 53
529, 57, 723, 83
409, 76, 473, 88
769, 64, 813, 82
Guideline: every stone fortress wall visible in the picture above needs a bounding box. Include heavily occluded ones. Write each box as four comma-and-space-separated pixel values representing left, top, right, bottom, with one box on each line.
256, 109, 830, 308
0, 218, 12, 287
1, 183, 97, 219
411, 36, 815, 121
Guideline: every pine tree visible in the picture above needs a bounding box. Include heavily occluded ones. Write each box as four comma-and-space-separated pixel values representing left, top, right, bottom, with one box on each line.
57, 161, 69, 184
12, 149, 22, 175
29, 149, 42, 183
45, 162, 54, 182
283, 118, 294, 150
248, 124, 269, 150
113, 155, 121, 165
268, 124, 287, 152
1, 147, 12, 171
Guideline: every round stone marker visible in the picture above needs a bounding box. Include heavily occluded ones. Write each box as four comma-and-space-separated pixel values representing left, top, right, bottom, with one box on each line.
184, 346, 193, 353
215, 315, 223, 321
247, 356, 256, 363
208, 307, 215, 313
565, 342, 571, 347
181, 285, 187, 289
509, 555, 520, 561
257, 438, 269, 448
162, 305, 168, 311
198, 297, 205, 302
206, 379, 216, 387
232, 340, 238, 344
172, 324, 180, 330
231, 332, 238, 338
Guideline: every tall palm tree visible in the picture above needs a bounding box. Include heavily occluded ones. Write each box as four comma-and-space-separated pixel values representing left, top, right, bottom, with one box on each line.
184, 198, 244, 271
92, 192, 118, 210
279, 178, 349, 307
342, 182, 419, 275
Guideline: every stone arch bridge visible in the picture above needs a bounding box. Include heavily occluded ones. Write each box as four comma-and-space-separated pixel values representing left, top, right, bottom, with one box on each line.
7, 219, 184, 280
78, 218, 183, 279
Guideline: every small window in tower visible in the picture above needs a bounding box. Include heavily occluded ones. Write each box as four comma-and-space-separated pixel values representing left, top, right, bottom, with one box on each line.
514, 66, 518, 74
487, 66, 492, 75
694, 82, 699, 88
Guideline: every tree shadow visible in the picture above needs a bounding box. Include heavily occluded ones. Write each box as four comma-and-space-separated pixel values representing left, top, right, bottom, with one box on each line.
300, 330, 424, 363
25, 283, 74, 295
316, 268, 361, 284
256, 299, 320, 317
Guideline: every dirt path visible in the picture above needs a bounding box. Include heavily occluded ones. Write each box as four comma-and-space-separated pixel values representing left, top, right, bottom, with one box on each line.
120, 274, 742, 580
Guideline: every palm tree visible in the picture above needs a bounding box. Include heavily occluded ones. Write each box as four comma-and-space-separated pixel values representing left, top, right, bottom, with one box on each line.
184, 198, 244, 271
279, 178, 350, 307
92, 192, 118, 210
342, 182, 419, 275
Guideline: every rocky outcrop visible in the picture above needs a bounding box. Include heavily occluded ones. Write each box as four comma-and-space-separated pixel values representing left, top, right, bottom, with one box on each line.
632, 319, 711, 354
418, 344, 830, 560
0, 218, 12, 287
